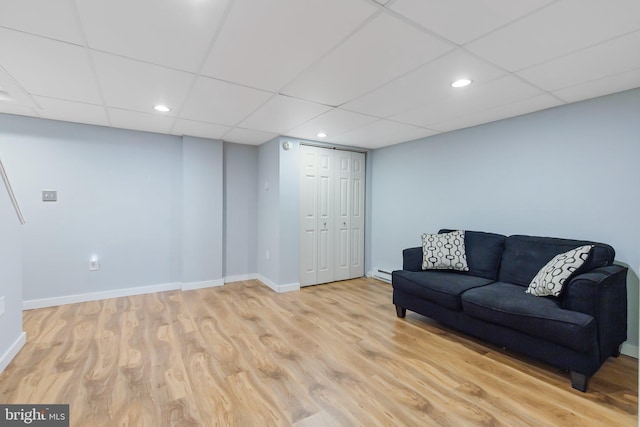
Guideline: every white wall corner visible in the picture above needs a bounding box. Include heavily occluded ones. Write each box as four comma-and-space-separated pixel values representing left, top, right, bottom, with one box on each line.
276, 282, 301, 293
181, 279, 224, 291
23, 282, 182, 310
0, 332, 26, 374
256, 275, 300, 293
621, 342, 638, 358
224, 274, 258, 284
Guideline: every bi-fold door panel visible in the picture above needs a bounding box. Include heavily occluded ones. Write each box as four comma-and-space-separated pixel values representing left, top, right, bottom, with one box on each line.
334, 149, 351, 281
299, 146, 319, 287
350, 152, 365, 278
317, 149, 334, 284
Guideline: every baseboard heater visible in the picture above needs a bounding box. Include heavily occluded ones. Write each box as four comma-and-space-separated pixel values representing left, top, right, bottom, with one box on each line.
373, 268, 392, 283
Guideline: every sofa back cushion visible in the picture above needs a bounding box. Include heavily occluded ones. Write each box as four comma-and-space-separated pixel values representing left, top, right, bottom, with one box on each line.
439, 229, 506, 280
498, 235, 615, 287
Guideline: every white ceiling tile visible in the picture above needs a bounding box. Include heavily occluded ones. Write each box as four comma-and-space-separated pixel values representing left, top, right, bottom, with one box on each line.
108, 108, 175, 134
0, 0, 85, 44
0, 28, 101, 103
390, 0, 554, 44
224, 128, 279, 146
281, 13, 454, 106
92, 51, 194, 114
239, 95, 332, 134
0, 104, 40, 118
466, 0, 640, 71
342, 49, 506, 118
392, 75, 543, 127
75, 0, 231, 72
33, 96, 109, 127
517, 31, 640, 91
0, 1, 637, 148
179, 77, 273, 126
201, 0, 376, 92
432, 94, 563, 132
0, 66, 39, 109
552, 69, 640, 103
330, 119, 438, 149
171, 119, 231, 140
285, 109, 378, 141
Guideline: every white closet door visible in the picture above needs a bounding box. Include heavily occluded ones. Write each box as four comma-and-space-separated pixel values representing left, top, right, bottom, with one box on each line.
316, 148, 334, 285
299, 145, 319, 287
350, 152, 365, 278
299, 146, 365, 286
334, 150, 351, 281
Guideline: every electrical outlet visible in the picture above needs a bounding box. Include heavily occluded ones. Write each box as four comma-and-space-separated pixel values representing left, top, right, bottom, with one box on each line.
0, 296, 5, 317
265, 250, 270, 261
90, 256, 100, 271
42, 190, 57, 202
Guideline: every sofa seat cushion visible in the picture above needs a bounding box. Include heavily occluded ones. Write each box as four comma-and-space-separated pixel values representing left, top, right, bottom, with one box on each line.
392, 270, 493, 311
461, 282, 596, 353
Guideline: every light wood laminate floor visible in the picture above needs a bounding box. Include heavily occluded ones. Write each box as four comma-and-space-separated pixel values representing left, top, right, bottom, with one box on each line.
0, 278, 636, 426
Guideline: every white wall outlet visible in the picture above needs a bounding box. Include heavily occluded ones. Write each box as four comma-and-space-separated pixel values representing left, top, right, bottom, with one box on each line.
90, 256, 100, 271
265, 250, 270, 261
0, 296, 5, 317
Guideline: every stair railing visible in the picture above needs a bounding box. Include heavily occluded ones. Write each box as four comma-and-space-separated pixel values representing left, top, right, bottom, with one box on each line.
0, 157, 25, 224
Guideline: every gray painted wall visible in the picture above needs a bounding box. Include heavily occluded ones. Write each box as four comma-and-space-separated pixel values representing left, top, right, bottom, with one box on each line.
257, 137, 280, 284
224, 142, 258, 278
278, 138, 300, 286
370, 88, 640, 351
0, 153, 23, 363
0, 114, 228, 303
182, 136, 224, 285
0, 115, 182, 300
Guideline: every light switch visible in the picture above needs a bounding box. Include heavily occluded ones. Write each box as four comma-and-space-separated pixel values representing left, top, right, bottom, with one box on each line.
42, 190, 57, 202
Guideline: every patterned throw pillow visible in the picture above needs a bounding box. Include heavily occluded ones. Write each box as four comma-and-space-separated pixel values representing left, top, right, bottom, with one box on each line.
526, 245, 594, 297
421, 230, 469, 271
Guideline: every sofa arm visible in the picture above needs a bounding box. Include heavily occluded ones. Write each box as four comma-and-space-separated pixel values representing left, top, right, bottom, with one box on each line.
562, 265, 628, 358
402, 247, 423, 271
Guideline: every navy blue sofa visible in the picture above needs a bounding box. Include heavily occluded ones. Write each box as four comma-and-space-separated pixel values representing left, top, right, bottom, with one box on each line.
392, 230, 628, 392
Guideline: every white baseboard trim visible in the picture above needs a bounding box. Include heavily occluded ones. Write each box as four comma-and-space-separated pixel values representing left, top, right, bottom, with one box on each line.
181, 279, 224, 291
23, 282, 182, 310
224, 274, 258, 283
621, 342, 638, 358
256, 275, 300, 293
277, 282, 301, 293
0, 332, 26, 374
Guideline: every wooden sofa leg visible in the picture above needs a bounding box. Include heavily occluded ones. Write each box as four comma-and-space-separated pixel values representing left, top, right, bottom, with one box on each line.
395, 305, 406, 318
570, 371, 590, 392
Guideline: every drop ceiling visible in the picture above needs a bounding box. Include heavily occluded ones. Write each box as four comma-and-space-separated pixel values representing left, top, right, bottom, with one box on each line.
0, 0, 638, 149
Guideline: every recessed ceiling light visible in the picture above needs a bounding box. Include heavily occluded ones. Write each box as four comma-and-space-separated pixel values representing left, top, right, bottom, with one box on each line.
451, 79, 472, 88
153, 104, 171, 112
316, 132, 327, 138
